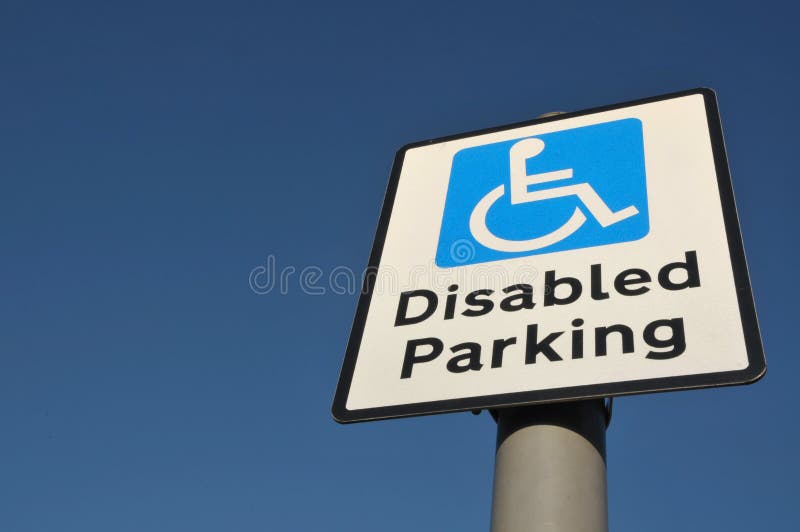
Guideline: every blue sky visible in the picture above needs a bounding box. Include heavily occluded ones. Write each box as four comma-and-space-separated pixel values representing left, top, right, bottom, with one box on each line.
1, 1, 797, 530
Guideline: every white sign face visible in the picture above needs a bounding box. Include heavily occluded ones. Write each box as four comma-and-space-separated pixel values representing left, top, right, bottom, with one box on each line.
333, 89, 765, 423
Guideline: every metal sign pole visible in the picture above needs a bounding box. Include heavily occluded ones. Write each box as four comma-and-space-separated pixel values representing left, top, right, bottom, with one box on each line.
490, 400, 609, 532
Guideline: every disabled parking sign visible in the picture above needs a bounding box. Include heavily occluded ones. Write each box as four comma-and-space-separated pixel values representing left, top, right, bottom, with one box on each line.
333, 89, 765, 423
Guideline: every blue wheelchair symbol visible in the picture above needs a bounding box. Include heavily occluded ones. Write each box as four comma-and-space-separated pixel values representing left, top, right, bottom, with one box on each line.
436, 118, 649, 267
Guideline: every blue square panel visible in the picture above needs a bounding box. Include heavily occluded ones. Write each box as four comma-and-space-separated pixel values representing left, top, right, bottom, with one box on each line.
436, 118, 649, 267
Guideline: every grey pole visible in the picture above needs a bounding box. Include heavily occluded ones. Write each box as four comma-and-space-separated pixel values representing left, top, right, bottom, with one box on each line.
489, 400, 609, 532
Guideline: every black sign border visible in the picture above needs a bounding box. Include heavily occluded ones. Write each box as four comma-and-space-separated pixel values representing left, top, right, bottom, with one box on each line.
332, 88, 766, 423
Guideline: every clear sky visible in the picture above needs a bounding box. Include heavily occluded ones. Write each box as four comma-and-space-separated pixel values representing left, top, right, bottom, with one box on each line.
1, 1, 797, 530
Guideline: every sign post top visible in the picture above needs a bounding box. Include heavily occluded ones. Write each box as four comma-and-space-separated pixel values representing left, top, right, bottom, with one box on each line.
333, 88, 765, 423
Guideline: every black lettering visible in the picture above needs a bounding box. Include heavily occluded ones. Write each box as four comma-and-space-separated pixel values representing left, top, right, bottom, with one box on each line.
447, 342, 483, 373
491, 337, 517, 368
595, 324, 634, 356
462, 289, 494, 317
644, 318, 686, 360
658, 251, 701, 291
544, 270, 582, 306
500, 284, 535, 312
525, 324, 563, 363
444, 284, 458, 320
395, 290, 438, 326
591, 264, 609, 300
614, 268, 651, 296
400, 338, 443, 378
571, 318, 584, 359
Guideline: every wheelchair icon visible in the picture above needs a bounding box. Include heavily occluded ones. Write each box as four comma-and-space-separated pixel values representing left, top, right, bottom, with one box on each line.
469, 137, 639, 253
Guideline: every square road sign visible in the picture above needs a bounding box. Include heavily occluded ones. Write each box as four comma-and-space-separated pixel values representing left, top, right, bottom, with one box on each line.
332, 88, 766, 423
